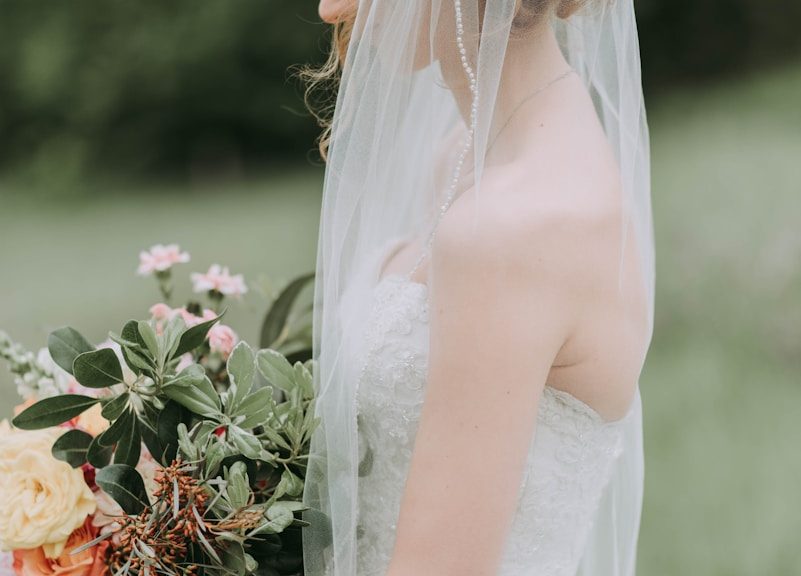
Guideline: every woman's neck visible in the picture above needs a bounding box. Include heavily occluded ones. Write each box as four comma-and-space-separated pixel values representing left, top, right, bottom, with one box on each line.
447, 21, 570, 149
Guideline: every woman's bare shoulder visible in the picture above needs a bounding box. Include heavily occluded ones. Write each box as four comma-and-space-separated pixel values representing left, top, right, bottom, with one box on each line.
436, 158, 622, 286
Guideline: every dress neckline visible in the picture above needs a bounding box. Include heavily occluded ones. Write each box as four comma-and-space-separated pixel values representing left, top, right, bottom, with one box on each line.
371, 271, 637, 427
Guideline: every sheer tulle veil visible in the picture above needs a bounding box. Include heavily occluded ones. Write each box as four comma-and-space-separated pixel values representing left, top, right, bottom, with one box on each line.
301, 1, 654, 575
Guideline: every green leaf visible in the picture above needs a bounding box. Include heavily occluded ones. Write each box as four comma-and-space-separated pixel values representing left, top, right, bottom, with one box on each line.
155, 400, 189, 464
293, 361, 315, 399
267, 500, 308, 517
260, 273, 314, 349
48, 327, 94, 375
205, 438, 226, 479
259, 426, 291, 451
114, 417, 141, 466
276, 469, 304, 497
121, 346, 152, 375
251, 499, 297, 536
256, 349, 295, 393
163, 363, 207, 388
121, 320, 147, 347
172, 312, 224, 358
233, 387, 274, 428
227, 342, 256, 410
73, 348, 124, 388
99, 409, 133, 447
162, 315, 187, 360
101, 392, 130, 421
52, 429, 93, 468
12, 395, 99, 430
221, 542, 248, 576
137, 321, 160, 359
300, 508, 332, 548
226, 461, 251, 510
229, 426, 262, 460
87, 434, 113, 468
95, 464, 150, 515
163, 372, 222, 417
177, 423, 200, 461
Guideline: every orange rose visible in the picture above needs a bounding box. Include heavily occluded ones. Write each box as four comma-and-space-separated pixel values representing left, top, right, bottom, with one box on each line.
12, 519, 108, 576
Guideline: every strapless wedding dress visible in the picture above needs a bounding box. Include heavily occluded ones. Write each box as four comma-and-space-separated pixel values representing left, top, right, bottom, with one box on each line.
349, 242, 636, 576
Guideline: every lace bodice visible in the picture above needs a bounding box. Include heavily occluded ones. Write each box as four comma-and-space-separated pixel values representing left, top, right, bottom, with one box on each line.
351, 271, 632, 576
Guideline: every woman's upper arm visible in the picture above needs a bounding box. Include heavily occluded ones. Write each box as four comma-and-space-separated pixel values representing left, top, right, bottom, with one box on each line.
386, 207, 584, 576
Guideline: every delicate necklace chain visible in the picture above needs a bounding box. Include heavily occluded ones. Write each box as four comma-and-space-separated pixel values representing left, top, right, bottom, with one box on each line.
485, 67, 576, 155
406, 4, 576, 280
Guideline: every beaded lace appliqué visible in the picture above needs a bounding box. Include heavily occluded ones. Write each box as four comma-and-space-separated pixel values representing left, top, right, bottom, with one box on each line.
352, 275, 627, 576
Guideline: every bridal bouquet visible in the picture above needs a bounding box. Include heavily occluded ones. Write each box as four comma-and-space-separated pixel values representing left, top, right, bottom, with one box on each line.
0, 245, 318, 576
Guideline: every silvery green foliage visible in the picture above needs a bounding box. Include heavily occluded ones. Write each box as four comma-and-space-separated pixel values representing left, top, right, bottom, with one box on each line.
5, 270, 319, 575
0, 330, 71, 400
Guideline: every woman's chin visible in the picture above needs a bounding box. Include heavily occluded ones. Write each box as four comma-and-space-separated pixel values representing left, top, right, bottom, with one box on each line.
319, 0, 352, 24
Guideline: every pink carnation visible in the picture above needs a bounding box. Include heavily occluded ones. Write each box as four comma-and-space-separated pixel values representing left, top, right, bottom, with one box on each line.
149, 302, 174, 321
190, 265, 248, 297
209, 324, 238, 358
137, 244, 190, 276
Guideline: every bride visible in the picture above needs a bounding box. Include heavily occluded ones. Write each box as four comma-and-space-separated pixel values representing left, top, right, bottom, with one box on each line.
302, 1, 655, 576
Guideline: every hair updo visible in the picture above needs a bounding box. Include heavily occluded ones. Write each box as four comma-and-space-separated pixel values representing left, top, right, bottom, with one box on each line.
301, 0, 586, 161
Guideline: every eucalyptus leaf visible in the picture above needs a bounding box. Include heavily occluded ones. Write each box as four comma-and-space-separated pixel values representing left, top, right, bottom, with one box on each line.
12, 395, 99, 430
256, 349, 295, 393
73, 348, 124, 388
51, 429, 93, 468
47, 327, 94, 375
95, 464, 150, 515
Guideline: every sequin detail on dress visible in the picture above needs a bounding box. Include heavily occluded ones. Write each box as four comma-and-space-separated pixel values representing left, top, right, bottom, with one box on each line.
352, 274, 628, 576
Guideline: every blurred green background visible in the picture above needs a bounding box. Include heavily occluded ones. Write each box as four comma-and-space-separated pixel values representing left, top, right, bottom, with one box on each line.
0, 1, 799, 574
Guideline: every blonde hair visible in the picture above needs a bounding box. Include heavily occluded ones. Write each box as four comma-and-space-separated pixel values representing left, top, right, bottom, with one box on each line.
299, 11, 356, 162
302, 0, 584, 161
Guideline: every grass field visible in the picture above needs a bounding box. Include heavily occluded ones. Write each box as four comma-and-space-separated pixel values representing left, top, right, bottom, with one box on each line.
1, 62, 799, 574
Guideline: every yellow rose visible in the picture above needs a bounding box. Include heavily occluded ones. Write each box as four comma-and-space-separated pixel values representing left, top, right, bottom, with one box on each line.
0, 426, 96, 558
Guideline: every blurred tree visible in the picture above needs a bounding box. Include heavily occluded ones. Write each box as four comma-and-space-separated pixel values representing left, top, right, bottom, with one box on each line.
637, 0, 801, 89
0, 0, 328, 180
0, 0, 798, 182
